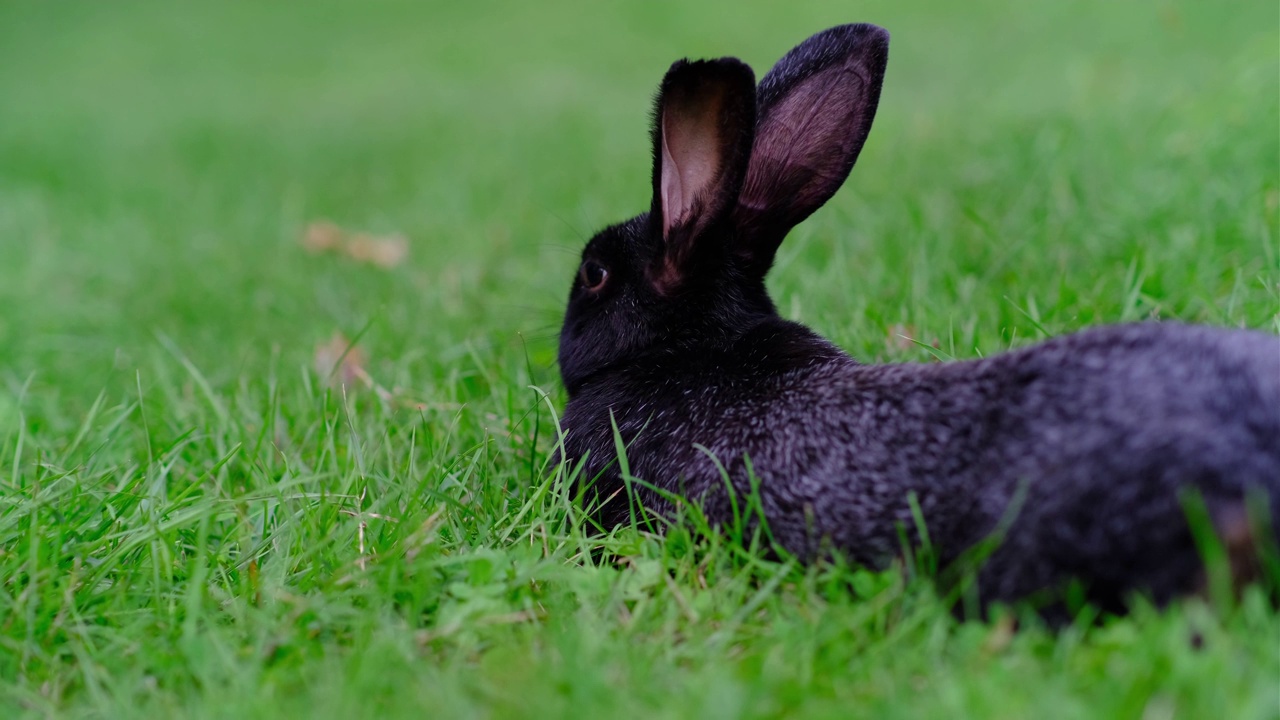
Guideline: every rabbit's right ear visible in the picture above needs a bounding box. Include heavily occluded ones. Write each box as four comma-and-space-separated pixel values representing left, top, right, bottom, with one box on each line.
648, 59, 757, 292
732, 24, 890, 275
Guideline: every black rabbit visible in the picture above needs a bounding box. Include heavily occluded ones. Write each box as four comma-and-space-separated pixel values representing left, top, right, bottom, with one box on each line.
557, 23, 1280, 615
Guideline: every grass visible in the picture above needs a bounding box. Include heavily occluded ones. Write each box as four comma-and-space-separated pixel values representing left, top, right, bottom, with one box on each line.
0, 0, 1277, 717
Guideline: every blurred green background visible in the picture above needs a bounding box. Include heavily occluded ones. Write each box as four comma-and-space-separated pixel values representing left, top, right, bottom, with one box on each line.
1, 0, 1275, 408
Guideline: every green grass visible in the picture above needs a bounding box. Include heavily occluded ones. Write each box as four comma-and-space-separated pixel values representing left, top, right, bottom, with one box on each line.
1, 0, 1278, 717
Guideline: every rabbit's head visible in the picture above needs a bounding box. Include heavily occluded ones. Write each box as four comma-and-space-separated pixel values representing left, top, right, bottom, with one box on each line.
559, 24, 889, 394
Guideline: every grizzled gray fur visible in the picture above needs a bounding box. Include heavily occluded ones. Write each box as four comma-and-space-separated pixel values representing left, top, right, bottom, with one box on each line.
556, 23, 1280, 614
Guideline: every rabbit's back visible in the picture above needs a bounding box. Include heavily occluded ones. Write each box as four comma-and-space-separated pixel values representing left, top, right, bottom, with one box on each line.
760, 321, 1279, 605
937, 322, 1280, 606
568, 321, 1279, 607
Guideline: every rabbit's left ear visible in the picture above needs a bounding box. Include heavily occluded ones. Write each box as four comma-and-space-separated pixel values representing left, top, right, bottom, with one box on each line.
649, 58, 756, 292
731, 24, 889, 276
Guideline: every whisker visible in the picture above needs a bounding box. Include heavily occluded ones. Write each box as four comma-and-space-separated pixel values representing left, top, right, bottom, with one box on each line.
547, 210, 588, 243
537, 243, 587, 257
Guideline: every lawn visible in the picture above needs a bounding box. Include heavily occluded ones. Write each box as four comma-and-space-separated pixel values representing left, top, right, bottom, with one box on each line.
0, 0, 1277, 717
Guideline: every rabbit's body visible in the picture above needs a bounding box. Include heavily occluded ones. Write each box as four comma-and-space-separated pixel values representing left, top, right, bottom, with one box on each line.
564, 318, 1280, 607
557, 23, 1280, 611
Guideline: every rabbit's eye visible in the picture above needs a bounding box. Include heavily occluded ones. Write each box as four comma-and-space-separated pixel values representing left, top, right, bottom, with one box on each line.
580, 261, 609, 291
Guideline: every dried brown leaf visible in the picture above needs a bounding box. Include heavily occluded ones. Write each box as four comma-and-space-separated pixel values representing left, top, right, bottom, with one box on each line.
886, 324, 917, 352
299, 220, 410, 269
313, 332, 369, 388
346, 232, 409, 268
301, 221, 345, 253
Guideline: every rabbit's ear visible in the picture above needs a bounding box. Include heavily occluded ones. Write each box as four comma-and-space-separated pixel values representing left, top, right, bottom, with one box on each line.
649, 58, 756, 291
732, 24, 889, 275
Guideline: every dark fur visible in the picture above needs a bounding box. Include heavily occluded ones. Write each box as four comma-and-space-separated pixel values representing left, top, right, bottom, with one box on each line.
557, 23, 1280, 613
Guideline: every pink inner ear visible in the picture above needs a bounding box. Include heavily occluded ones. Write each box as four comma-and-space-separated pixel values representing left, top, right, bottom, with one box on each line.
660, 92, 724, 239
739, 64, 866, 222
